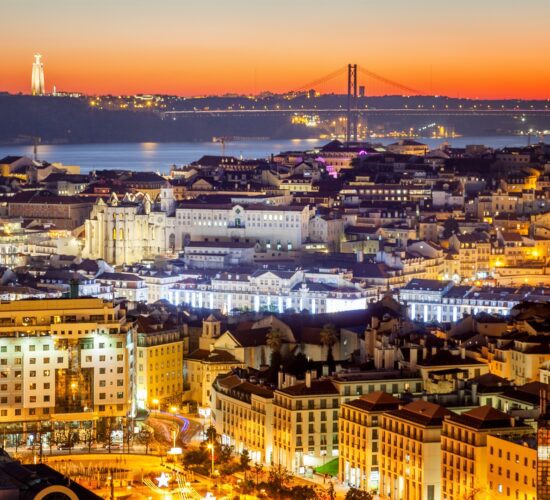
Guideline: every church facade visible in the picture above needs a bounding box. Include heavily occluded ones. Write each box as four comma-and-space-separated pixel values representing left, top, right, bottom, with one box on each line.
83, 188, 177, 266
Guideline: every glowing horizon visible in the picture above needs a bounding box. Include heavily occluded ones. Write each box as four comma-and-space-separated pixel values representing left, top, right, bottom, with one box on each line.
1, 0, 550, 100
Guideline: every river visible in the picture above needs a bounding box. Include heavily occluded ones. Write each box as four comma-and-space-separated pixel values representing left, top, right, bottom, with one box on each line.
0, 136, 534, 174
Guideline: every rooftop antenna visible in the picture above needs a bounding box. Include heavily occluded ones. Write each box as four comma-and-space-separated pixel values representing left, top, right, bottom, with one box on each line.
33, 136, 41, 162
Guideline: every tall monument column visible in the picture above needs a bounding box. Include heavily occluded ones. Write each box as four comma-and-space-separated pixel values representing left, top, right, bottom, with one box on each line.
31, 54, 45, 95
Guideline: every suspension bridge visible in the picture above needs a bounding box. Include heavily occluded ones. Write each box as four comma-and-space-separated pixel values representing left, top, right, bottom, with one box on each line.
160, 63, 550, 141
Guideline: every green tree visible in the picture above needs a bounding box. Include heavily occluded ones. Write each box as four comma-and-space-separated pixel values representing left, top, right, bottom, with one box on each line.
443, 217, 460, 239
240, 449, 251, 472
266, 464, 292, 499
345, 487, 374, 500
252, 462, 263, 487
320, 323, 338, 370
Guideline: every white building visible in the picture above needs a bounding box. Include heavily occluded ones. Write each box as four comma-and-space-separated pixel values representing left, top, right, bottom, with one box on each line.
175, 202, 311, 250
83, 189, 176, 266
169, 268, 374, 314
399, 279, 550, 323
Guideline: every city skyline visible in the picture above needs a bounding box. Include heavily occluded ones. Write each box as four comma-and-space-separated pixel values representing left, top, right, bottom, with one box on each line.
2, 0, 550, 99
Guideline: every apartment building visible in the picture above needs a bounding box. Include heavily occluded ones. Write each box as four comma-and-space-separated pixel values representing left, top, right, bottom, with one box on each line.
486, 433, 537, 500
211, 372, 274, 464
184, 347, 245, 407
441, 406, 531, 500
130, 325, 185, 411
272, 370, 422, 473
339, 392, 401, 492
399, 279, 550, 323
379, 400, 451, 500
0, 298, 129, 441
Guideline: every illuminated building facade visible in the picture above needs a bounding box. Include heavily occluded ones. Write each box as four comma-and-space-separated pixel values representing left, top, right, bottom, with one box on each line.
169, 268, 374, 314
0, 298, 129, 444
487, 433, 537, 500
441, 406, 529, 500
211, 372, 274, 464
339, 392, 401, 493
130, 327, 184, 411
538, 387, 550, 500
379, 400, 451, 500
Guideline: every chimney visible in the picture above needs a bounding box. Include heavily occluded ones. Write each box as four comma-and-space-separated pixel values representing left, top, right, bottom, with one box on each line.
278, 371, 284, 389
460, 346, 466, 359
410, 348, 418, 369
305, 371, 312, 389
431, 346, 437, 356
356, 250, 364, 263
471, 382, 478, 405
209, 343, 215, 352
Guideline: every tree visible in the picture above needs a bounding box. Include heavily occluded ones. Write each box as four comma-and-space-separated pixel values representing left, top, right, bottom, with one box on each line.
82, 426, 95, 453
443, 217, 460, 239
290, 485, 317, 499
320, 323, 338, 371
266, 464, 292, 499
137, 427, 154, 455
345, 487, 373, 500
204, 425, 218, 445
240, 449, 251, 472
266, 327, 284, 383
252, 462, 263, 487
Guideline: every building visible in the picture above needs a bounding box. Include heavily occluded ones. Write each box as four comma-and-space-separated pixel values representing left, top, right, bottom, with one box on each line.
7, 191, 94, 230
212, 371, 274, 464
0, 450, 102, 499
386, 140, 428, 156
441, 406, 530, 500
399, 279, 550, 323
339, 392, 402, 492
83, 190, 176, 265
379, 400, 451, 500
0, 298, 129, 446
175, 201, 311, 251
169, 268, 374, 315
486, 433, 537, 500
31, 54, 45, 95
129, 318, 185, 412
272, 370, 422, 473
184, 347, 245, 408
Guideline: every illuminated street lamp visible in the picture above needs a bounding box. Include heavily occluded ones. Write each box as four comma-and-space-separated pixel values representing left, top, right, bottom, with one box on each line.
206, 442, 215, 477
152, 398, 160, 412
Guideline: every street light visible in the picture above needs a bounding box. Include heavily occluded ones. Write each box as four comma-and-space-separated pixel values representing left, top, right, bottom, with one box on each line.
206, 442, 215, 477
152, 398, 160, 412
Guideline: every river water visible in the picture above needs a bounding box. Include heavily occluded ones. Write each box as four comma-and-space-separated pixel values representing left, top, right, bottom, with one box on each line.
0, 136, 534, 174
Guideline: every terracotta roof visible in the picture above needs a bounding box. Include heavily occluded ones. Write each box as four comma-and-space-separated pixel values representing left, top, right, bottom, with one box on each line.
448, 405, 517, 430
185, 349, 240, 363
345, 391, 401, 412
278, 379, 339, 397
386, 400, 452, 427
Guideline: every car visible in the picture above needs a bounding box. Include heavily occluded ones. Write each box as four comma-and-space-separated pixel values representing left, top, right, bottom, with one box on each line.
103, 443, 122, 450
57, 443, 72, 451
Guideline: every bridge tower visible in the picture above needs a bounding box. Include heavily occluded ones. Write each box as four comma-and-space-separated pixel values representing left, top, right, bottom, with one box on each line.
346, 63, 358, 142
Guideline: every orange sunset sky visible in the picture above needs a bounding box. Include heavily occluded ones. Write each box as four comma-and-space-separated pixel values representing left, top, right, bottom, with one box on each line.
2, 0, 550, 99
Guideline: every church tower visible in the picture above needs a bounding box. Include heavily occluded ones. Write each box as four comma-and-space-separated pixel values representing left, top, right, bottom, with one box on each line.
159, 184, 176, 216
199, 314, 222, 350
